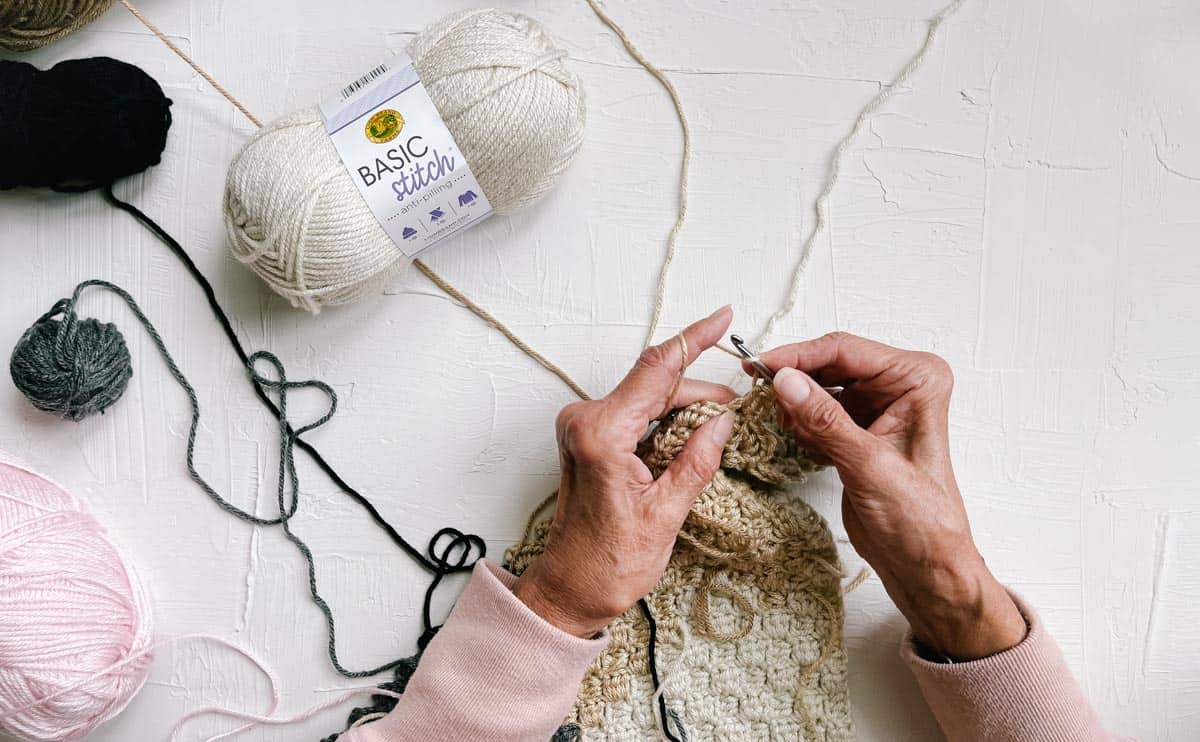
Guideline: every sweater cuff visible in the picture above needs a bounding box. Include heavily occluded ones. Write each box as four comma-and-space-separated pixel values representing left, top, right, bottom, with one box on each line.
902, 590, 1115, 741
347, 560, 606, 742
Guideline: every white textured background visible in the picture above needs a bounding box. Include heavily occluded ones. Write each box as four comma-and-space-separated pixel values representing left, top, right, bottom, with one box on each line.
2, 1, 1198, 740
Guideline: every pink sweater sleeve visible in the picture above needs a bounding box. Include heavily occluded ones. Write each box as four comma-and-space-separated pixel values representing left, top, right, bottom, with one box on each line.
902, 591, 1122, 741
343, 560, 606, 742
347, 570, 1119, 742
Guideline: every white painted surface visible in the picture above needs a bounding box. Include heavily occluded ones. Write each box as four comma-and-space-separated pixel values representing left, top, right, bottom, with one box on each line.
1, 1, 1197, 739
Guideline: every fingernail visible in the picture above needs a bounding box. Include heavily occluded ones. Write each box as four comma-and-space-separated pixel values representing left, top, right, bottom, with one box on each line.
708, 304, 732, 319
707, 411, 734, 443
773, 367, 811, 404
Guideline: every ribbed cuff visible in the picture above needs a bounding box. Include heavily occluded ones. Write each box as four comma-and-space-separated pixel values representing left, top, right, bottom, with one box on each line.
347, 560, 607, 742
902, 590, 1119, 742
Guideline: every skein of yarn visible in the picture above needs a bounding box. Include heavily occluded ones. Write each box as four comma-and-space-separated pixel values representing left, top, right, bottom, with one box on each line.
0, 56, 172, 191
0, 0, 113, 52
224, 8, 587, 312
0, 451, 153, 742
10, 298, 133, 420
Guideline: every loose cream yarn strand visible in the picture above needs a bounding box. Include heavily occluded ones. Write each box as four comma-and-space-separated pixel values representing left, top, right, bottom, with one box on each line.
750, 0, 966, 352
584, 0, 692, 349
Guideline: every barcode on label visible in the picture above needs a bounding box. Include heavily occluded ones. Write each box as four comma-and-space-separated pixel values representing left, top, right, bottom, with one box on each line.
340, 63, 390, 100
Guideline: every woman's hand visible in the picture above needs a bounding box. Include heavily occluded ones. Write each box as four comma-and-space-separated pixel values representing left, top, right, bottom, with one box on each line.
513, 307, 737, 638
759, 332, 1026, 660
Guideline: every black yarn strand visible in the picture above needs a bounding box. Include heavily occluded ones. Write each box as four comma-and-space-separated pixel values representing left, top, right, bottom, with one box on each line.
95, 185, 485, 674
639, 598, 686, 742
101, 185, 472, 570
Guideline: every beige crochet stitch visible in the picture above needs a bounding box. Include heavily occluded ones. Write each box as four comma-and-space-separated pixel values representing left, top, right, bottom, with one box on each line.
506, 383, 855, 741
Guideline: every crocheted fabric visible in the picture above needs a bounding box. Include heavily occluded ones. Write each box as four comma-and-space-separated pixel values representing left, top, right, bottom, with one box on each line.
505, 384, 855, 741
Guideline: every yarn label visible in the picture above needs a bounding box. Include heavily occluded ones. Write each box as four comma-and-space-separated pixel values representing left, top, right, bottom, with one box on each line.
319, 52, 492, 258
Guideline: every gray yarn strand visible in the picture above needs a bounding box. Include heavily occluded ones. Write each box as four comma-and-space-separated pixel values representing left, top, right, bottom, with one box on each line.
31, 280, 404, 678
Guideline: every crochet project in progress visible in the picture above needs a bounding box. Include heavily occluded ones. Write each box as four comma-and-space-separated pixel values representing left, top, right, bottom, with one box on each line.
506, 384, 853, 741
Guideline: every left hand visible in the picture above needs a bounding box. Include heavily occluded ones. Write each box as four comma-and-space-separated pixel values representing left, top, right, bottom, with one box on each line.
513, 307, 737, 637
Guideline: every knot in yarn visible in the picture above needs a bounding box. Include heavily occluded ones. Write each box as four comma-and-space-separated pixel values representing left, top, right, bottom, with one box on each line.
9, 298, 133, 421
224, 8, 586, 312
0, 57, 172, 191
0, 0, 113, 52
0, 452, 153, 742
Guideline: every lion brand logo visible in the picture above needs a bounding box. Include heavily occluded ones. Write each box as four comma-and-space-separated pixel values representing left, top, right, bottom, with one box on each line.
365, 109, 404, 143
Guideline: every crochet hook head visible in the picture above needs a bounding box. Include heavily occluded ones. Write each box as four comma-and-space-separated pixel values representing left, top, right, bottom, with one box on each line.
730, 334, 775, 382
729, 334, 844, 396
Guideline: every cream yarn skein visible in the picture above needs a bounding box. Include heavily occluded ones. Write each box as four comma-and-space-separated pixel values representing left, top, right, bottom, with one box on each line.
224, 9, 587, 312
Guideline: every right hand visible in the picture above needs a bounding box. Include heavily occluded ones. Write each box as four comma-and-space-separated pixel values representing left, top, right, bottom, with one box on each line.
758, 332, 1026, 660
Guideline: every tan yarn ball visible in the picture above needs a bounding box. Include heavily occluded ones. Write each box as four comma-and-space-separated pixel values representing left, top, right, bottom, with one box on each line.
224, 9, 587, 312
0, 0, 113, 51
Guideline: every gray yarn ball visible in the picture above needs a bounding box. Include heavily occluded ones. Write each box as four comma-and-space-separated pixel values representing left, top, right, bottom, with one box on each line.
10, 310, 133, 421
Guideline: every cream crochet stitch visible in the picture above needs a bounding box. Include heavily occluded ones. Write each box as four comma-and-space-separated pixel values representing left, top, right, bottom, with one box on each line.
506, 384, 855, 741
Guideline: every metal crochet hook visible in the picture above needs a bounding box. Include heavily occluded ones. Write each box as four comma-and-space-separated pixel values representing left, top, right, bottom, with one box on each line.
730, 334, 775, 382
730, 334, 844, 395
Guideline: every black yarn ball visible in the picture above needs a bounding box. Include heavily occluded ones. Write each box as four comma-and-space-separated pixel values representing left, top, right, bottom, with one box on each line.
10, 305, 133, 421
0, 56, 172, 191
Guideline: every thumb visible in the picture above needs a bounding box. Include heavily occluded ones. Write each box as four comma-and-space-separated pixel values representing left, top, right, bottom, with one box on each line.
653, 411, 734, 522
773, 367, 878, 468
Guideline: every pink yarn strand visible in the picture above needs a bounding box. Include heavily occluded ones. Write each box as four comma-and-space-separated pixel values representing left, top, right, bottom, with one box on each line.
171, 688, 402, 742
0, 450, 385, 741
0, 634, 277, 724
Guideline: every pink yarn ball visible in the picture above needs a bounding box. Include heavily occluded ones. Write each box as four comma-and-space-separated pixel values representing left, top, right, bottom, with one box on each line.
0, 451, 153, 741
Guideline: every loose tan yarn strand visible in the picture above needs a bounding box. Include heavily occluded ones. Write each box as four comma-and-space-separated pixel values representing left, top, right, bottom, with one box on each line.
799, 590, 841, 688
749, 0, 966, 353
674, 529, 742, 562
119, 0, 262, 128
410, 261, 592, 401
661, 333, 689, 415
584, 0, 692, 350
692, 572, 755, 642
789, 587, 843, 739
843, 566, 872, 594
